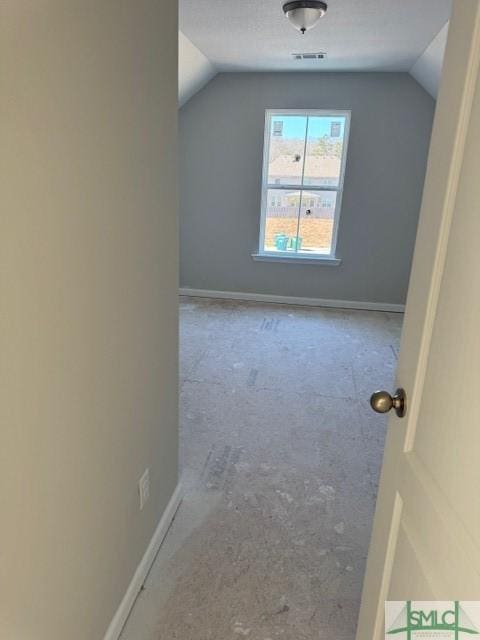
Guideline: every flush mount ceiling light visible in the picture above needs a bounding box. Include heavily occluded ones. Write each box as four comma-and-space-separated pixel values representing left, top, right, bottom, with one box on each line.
282, 0, 328, 34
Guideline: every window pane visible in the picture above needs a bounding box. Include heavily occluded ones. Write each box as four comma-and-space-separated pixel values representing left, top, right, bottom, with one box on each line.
260, 111, 350, 258
297, 190, 337, 255
263, 188, 301, 253
267, 115, 307, 186
303, 116, 346, 187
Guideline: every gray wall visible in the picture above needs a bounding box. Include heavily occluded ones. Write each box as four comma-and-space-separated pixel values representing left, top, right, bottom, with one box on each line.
0, 1, 178, 638
179, 72, 435, 305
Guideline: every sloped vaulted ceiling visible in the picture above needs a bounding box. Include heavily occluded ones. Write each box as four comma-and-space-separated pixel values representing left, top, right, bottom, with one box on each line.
178, 1, 452, 105
179, 31, 217, 106
410, 22, 449, 99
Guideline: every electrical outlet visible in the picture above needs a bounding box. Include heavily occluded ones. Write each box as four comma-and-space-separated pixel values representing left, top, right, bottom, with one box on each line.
139, 468, 150, 510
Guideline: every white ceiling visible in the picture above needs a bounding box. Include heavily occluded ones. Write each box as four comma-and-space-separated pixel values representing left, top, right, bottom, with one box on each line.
410, 21, 449, 99
179, 31, 216, 106
180, 0, 452, 73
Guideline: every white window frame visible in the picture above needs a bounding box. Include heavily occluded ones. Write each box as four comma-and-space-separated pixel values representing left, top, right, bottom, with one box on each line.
256, 108, 351, 264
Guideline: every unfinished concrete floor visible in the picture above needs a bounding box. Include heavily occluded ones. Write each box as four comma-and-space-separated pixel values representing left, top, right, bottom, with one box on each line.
120, 298, 403, 640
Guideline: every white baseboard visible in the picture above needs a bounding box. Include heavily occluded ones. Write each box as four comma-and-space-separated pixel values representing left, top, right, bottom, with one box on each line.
179, 288, 405, 313
103, 483, 183, 640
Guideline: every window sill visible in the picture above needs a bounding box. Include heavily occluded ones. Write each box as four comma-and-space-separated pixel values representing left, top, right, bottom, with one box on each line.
251, 252, 341, 266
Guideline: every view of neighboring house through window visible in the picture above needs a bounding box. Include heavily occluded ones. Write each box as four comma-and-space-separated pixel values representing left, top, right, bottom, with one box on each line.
259, 109, 351, 258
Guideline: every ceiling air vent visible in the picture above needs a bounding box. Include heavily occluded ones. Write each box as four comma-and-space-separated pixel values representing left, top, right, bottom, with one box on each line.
292, 52, 327, 60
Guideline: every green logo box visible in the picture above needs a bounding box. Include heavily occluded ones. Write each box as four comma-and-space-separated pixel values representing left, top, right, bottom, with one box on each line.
385, 601, 480, 639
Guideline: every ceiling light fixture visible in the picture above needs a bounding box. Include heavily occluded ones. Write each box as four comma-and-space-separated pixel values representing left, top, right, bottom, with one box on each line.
282, 0, 328, 34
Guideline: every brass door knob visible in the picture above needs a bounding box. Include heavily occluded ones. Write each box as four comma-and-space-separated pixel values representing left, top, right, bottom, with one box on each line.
370, 388, 406, 418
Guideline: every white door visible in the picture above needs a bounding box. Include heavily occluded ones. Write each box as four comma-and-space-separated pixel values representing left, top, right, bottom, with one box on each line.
356, 2, 480, 638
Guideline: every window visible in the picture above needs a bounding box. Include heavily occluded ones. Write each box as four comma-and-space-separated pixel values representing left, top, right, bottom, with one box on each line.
258, 109, 350, 260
